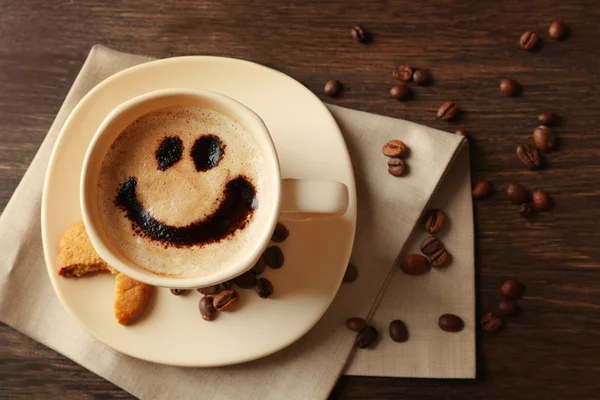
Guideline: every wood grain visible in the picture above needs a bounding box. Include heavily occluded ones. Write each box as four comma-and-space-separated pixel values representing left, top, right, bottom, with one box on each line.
1, 0, 599, 399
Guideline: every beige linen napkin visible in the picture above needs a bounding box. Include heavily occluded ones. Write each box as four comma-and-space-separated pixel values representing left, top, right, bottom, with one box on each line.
0, 46, 472, 400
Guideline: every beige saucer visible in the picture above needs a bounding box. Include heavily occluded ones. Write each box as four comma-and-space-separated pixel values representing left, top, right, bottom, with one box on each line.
41, 56, 357, 367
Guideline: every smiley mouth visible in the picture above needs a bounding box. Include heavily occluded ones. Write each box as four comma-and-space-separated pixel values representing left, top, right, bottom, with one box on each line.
115, 176, 258, 247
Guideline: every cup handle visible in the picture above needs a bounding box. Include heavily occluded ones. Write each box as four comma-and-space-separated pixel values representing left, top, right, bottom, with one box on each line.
280, 179, 349, 219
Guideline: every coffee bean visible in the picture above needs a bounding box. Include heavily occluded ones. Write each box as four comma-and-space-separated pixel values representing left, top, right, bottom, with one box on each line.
516, 143, 541, 169
472, 179, 492, 199
255, 278, 274, 298
519, 202, 533, 218
430, 249, 450, 268
351, 25, 369, 43
455, 129, 467, 137
271, 222, 289, 243
390, 84, 411, 100
520, 31, 539, 50
343, 263, 359, 282
324, 80, 342, 97
499, 278, 523, 300
533, 126, 554, 152
532, 189, 551, 210
382, 140, 407, 158
233, 271, 257, 289
437, 101, 458, 121
538, 112, 558, 126
197, 284, 222, 295
199, 296, 217, 321
424, 209, 446, 233
170, 289, 187, 296
481, 312, 503, 332
413, 69, 430, 85
393, 65, 413, 81
346, 317, 367, 332
500, 79, 521, 96
497, 299, 520, 317
438, 314, 464, 332
356, 325, 379, 349
420, 235, 442, 256
389, 320, 409, 342
213, 289, 239, 311
265, 246, 284, 269
549, 21, 567, 40
506, 183, 528, 205
387, 158, 406, 177
401, 254, 430, 276
251, 254, 267, 275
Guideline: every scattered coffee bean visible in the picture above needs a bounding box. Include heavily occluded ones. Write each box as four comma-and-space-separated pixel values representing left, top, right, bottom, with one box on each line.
516, 143, 541, 169
520, 31, 539, 50
532, 189, 551, 210
424, 209, 446, 233
437, 101, 458, 121
213, 289, 239, 311
199, 296, 217, 321
221, 281, 233, 290
420, 235, 442, 256
401, 254, 430, 276
382, 140, 407, 158
197, 284, 222, 295
549, 21, 567, 40
389, 320, 409, 343
390, 84, 411, 100
393, 65, 413, 81
170, 289, 187, 296
497, 298, 520, 317
500, 79, 521, 96
265, 246, 284, 269
506, 183, 528, 205
346, 317, 367, 332
356, 325, 379, 349
324, 80, 342, 97
430, 249, 450, 268
499, 278, 523, 300
538, 112, 558, 126
251, 254, 267, 275
351, 25, 369, 43
533, 126, 554, 152
438, 314, 464, 332
255, 278, 274, 299
343, 263, 359, 282
472, 179, 492, 199
233, 271, 257, 289
481, 312, 503, 332
413, 69, 430, 85
387, 158, 406, 177
519, 202, 533, 218
271, 222, 289, 243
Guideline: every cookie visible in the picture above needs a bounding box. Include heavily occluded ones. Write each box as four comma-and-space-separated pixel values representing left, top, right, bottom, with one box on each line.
114, 273, 153, 325
56, 220, 117, 277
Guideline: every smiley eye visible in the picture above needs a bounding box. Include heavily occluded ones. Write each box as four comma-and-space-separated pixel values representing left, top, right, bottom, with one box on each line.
191, 135, 225, 172
156, 136, 183, 171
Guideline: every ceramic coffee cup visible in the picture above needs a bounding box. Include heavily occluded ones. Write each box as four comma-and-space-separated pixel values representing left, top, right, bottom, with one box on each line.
81, 88, 349, 288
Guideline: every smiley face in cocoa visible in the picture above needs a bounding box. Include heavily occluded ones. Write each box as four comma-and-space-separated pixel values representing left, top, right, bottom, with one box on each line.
115, 134, 258, 247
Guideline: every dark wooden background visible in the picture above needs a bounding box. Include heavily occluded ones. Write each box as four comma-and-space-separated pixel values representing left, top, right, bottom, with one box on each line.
1, 0, 599, 399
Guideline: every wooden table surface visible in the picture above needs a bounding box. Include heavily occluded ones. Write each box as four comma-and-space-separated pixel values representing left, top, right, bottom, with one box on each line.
1, 0, 599, 398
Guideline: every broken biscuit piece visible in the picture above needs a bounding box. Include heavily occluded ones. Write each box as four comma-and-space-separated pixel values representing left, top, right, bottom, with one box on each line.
57, 220, 153, 326
114, 273, 153, 325
56, 220, 117, 277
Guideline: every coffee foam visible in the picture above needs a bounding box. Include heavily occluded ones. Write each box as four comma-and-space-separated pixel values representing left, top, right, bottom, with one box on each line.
97, 106, 267, 278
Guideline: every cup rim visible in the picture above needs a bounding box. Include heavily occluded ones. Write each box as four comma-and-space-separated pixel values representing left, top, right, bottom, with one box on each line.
80, 88, 281, 288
